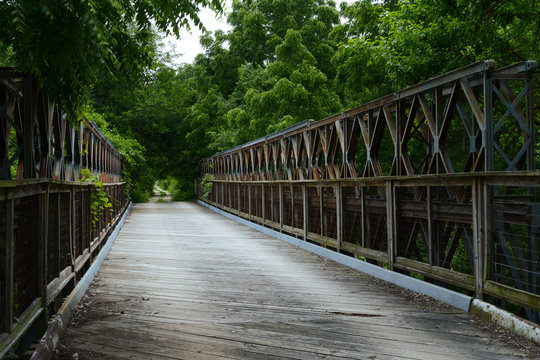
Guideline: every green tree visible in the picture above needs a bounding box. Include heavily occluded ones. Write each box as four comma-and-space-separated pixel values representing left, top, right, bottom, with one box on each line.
245, 29, 341, 135
336, 0, 540, 95
0, 0, 224, 120
85, 109, 152, 202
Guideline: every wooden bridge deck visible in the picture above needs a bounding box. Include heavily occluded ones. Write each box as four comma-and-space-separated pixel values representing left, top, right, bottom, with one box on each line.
56, 202, 531, 360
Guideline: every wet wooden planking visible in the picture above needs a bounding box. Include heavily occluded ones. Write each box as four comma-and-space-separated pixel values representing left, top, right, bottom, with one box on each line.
56, 202, 530, 360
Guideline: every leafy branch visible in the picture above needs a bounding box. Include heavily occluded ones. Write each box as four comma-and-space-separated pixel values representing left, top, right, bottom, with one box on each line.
200, 173, 215, 199
78, 168, 113, 226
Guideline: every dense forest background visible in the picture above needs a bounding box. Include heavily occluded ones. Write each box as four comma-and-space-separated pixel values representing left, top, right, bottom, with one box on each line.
1, 0, 539, 201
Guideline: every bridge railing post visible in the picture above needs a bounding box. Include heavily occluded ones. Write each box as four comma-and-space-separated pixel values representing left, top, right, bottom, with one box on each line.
336, 183, 342, 253
261, 184, 265, 224
360, 186, 366, 248
70, 187, 76, 281
39, 184, 49, 309
236, 184, 243, 216
427, 185, 434, 266
279, 183, 283, 232
481, 178, 492, 300
472, 177, 484, 299
386, 180, 396, 271
303, 183, 308, 241
4, 197, 14, 333
248, 183, 252, 221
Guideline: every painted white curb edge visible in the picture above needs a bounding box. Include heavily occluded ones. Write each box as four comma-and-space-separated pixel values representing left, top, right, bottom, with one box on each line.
198, 200, 473, 312
471, 299, 540, 345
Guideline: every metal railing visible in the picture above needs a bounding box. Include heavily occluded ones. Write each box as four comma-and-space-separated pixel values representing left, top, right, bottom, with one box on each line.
0, 181, 128, 358
199, 174, 539, 322
200, 60, 539, 323
0, 70, 128, 357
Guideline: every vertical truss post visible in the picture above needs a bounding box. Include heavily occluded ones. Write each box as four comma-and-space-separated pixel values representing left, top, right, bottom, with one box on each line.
396, 100, 403, 176
342, 117, 348, 178
484, 70, 494, 171
22, 75, 36, 178
526, 75, 535, 171
434, 87, 443, 174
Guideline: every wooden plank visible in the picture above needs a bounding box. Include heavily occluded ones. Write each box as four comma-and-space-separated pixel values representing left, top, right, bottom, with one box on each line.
484, 281, 540, 312
46, 267, 74, 305
56, 202, 532, 360
340, 242, 387, 263
0, 299, 44, 359
394, 257, 475, 290
306, 232, 338, 248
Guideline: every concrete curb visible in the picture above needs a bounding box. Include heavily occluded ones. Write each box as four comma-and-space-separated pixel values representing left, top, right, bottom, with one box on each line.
30, 203, 132, 360
471, 299, 540, 345
198, 200, 473, 312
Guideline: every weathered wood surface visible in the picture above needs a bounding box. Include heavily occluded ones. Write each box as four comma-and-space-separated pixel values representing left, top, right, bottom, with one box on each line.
56, 202, 532, 359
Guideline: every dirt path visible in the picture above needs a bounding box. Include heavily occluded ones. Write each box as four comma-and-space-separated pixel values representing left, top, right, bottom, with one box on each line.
149, 184, 172, 203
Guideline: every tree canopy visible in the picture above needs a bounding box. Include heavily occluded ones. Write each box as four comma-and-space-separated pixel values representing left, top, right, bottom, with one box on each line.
0, 0, 224, 119
2, 0, 538, 201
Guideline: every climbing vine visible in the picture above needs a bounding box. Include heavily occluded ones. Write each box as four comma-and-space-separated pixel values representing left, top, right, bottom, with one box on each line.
200, 173, 215, 199
78, 168, 112, 225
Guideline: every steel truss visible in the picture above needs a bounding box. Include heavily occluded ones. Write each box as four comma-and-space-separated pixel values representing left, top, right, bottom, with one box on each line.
201, 61, 539, 322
